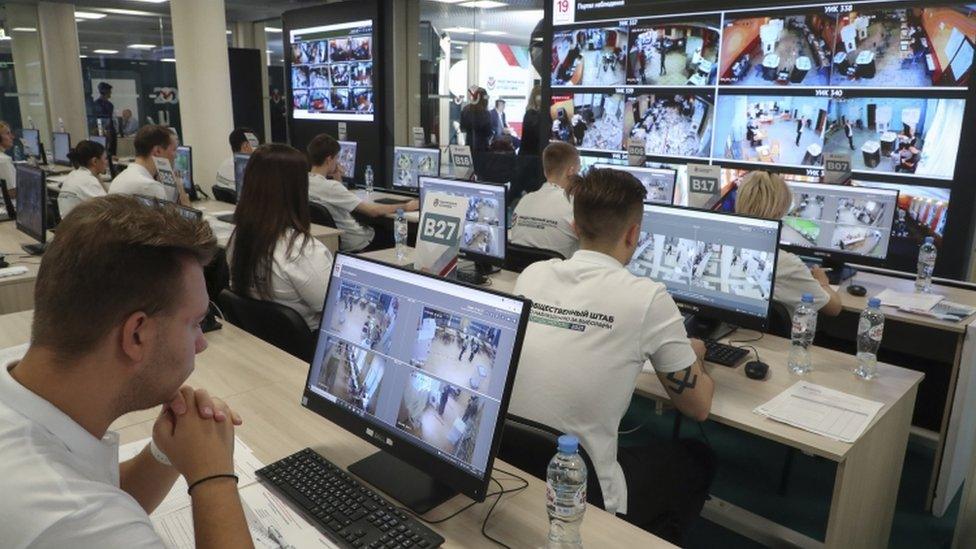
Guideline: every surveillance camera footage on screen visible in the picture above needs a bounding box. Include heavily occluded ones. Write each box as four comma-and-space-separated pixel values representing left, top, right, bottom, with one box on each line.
290, 20, 374, 122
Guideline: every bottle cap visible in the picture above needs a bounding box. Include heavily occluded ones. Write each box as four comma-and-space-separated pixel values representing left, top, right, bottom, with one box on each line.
396, 208, 404, 215
925, 236, 935, 244
801, 293, 814, 303
868, 297, 881, 308
557, 434, 579, 454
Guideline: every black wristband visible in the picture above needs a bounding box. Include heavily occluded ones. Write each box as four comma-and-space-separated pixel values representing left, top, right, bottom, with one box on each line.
187, 473, 239, 495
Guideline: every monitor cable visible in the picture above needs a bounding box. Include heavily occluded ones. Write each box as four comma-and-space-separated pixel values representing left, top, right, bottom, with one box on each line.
729, 330, 765, 365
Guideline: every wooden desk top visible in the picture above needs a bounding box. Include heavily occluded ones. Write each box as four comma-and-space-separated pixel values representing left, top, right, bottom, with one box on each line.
359, 247, 519, 293
0, 221, 41, 286
354, 190, 421, 222
192, 199, 343, 249
0, 309, 672, 547
837, 271, 976, 333
635, 330, 924, 462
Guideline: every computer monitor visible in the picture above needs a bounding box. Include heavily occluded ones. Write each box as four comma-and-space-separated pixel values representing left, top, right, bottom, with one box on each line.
302, 253, 530, 512
393, 147, 441, 191
418, 176, 507, 271
52, 132, 71, 166
21, 129, 41, 159
591, 164, 677, 205
338, 141, 357, 182
134, 193, 202, 222
174, 145, 196, 199
89, 135, 107, 148
781, 181, 899, 282
14, 165, 47, 255
233, 153, 250, 196
628, 204, 781, 335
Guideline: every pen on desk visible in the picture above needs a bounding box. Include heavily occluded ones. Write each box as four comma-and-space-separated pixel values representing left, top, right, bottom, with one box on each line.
267, 525, 294, 549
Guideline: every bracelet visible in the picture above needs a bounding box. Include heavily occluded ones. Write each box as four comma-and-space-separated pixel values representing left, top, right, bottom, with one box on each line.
148, 440, 172, 466
187, 473, 239, 495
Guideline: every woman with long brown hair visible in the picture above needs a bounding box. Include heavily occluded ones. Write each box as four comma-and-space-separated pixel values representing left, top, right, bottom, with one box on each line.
228, 143, 334, 330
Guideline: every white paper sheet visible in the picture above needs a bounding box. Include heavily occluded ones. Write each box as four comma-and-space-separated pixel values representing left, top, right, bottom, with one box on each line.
754, 381, 884, 443
875, 288, 944, 311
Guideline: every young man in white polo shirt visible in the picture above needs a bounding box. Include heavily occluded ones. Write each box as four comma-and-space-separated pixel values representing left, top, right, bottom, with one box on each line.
110, 124, 191, 206
0, 195, 253, 548
306, 133, 418, 252
215, 127, 257, 191
510, 141, 580, 259
508, 167, 716, 544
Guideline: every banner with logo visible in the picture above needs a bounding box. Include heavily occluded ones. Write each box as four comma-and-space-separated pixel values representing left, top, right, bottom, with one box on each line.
416, 191, 468, 277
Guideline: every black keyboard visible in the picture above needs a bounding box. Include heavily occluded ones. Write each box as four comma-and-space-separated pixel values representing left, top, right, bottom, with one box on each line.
704, 340, 750, 367
374, 197, 410, 205
256, 448, 444, 548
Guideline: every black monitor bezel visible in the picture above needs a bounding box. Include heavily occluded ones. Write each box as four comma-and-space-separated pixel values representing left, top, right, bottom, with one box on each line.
52, 132, 71, 166
300, 252, 532, 503
15, 165, 47, 245
20, 129, 41, 158
233, 153, 250, 197
634, 203, 782, 331
418, 176, 508, 268
779, 181, 900, 269
392, 146, 442, 192
591, 163, 678, 205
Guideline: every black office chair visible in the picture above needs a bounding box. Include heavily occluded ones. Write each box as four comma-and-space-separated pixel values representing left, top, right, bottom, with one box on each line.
0, 178, 15, 220
767, 301, 792, 339
309, 201, 339, 228
505, 244, 564, 273
212, 186, 237, 205
216, 289, 317, 362
497, 414, 605, 510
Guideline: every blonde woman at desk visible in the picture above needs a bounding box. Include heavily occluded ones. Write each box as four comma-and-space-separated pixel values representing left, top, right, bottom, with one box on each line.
735, 170, 842, 316
58, 140, 108, 218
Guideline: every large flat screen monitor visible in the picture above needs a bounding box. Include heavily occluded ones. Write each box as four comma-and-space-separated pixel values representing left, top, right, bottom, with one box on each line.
233, 153, 250, 196
21, 129, 40, 158
290, 20, 374, 121
590, 164, 677, 204
628, 204, 781, 331
418, 177, 507, 268
15, 165, 47, 254
393, 147, 441, 191
781, 181, 899, 265
174, 145, 195, 197
302, 253, 530, 510
338, 140, 358, 181
52, 132, 71, 166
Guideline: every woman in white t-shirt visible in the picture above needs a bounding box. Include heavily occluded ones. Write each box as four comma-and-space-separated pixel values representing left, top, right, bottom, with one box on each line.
735, 171, 842, 316
227, 143, 334, 331
58, 140, 108, 218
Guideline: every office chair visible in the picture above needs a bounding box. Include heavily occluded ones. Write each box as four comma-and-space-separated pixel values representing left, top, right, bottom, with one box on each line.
212, 186, 237, 205
505, 243, 564, 273
0, 178, 15, 220
216, 289, 316, 363
498, 414, 605, 510
309, 201, 339, 229
768, 301, 792, 339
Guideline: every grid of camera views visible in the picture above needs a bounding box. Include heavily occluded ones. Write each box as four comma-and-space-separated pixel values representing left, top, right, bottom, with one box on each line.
308, 270, 519, 475
393, 148, 441, 190
549, 3, 976, 181
338, 141, 357, 180
291, 22, 373, 118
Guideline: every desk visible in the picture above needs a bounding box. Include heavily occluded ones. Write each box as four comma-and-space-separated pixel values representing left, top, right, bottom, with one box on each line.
194, 199, 342, 253
360, 247, 518, 293
0, 310, 672, 548
636, 333, 922, 547
354, 189, 421, 223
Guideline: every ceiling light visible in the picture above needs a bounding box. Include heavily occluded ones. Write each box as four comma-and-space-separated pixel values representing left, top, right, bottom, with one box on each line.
95, 8, 160, 17
480, 30, 507, 36
127, 44, 156, 50
265, 27, 282, 33
12, 27, 37, 32
93, 49, 119, 54
226, 30, 232, 34
161, 58, 176, 63
459, 0, 507, 7
79, 55, 88, 58
74, 11, 108, 20
127, 0, 169, 3
444, 27, 478, 34
0, 36, 12, 41
427, 0, 467, 3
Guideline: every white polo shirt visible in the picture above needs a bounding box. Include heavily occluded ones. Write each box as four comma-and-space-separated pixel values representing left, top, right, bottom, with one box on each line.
773, 251, 830, 315
510, 182, 579, 259
228, 228, 334, 331
58, 168, 107, 218
0, 361, 164, 548
109, 162, 168, 201
308, 172, 374, 252
215, 156, 235, 190
508, 250, 697, 515
0, 152, 16, 192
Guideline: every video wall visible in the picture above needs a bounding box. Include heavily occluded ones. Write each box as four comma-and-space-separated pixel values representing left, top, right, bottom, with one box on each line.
290, 20, 374, 121
549, 0, 976, 276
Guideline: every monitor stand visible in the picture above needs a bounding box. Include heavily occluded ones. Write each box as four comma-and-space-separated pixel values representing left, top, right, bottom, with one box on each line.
21, 242, 46, 256
683, 314, 736, 341
455, 260, 498, 286
821, 258, 857, 285
200, 313, 222, 334
347, 451, 457, 514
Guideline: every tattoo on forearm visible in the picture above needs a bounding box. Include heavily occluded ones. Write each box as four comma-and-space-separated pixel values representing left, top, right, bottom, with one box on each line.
666, 368, 698, 394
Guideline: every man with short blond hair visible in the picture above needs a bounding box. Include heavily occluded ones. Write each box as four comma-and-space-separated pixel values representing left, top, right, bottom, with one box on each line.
509, 141, 581, 258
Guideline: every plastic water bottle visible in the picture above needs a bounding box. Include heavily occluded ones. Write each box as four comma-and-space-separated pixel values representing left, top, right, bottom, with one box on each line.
788, 293, 818, 375
915, 236, 937, 293
855, 297, 885, 380
364, 165, 374, 199
394, 209, 408, 262
546, 435, 586, 549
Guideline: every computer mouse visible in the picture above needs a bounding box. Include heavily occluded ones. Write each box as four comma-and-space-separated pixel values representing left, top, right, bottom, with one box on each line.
847, 284, 867, 297
744, 361, 769, 381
